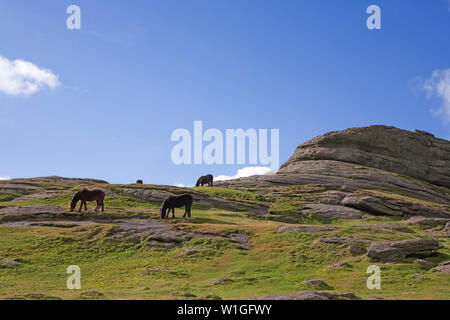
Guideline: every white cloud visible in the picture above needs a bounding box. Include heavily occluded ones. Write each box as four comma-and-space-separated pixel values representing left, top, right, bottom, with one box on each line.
215, 166, 274, 181
423, 69, 450, 124
174, 183, 185, 187
0, 176, 10, 180
0, 56, 60, 96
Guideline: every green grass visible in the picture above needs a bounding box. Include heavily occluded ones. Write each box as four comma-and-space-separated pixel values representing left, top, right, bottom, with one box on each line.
0, 191, 20, 202
1, 207, 449, 300
0, 179, 449, 300
195, 187, 271, 204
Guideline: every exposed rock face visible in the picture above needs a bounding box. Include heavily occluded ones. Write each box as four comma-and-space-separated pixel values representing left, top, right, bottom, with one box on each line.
319, 237, 371, 244
415, 259, 433, 268
367, 239, 442, 260
342, 193, 449, 218
0, 177, 108, 194
199, 294, 222, 300
405, 216, 450, 226
0, 205, 64, 216
0, 184, 43, 194
304, 280, 329, 288
328, 261, 350, 268
80, 291, 105, 299
11, 191, 60, 202
218, 126, 450, 219
0, 260, 19, 267
253, 291, 356, 300
348, 245, 367, 256
121, 187, 269, 216
279, 126, 450, 188
302, 203, 367, 219
277, 225, 338, 234
435, 260, 450, 273
351, 223, 409, 232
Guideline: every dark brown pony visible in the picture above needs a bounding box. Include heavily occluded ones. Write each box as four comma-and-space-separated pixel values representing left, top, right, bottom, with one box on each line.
136, 180, 143, 184
160, 194, 193, 219
70, 189, 105, 212
195, 174, 213, 187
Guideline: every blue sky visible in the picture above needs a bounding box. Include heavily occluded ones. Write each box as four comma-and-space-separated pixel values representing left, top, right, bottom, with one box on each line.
0, 0, 449, 185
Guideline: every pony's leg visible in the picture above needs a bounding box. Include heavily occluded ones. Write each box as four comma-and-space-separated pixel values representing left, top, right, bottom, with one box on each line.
188, 205, 192, 217
84, 201, 87, 211
102, 202, 104, 212
78, 201, 83, 212
172, 208, 175, 219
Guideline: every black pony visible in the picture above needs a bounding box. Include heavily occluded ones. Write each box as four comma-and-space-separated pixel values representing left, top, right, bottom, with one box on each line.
195, 174, 213, 187
160, 194, 193, 219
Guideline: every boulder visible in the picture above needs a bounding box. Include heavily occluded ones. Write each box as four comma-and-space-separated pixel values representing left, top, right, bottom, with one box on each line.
143, 268, 171, 275
227, 233, 249, 248
80, 291, 105, 299
213, 278, 233, 285
319, 237, 371, 245
24, 293, 61, 300
341, 195, 403, 216
367, 239, 442, 260
348, 245, 367, 256
199, 294, 222, 300
302, 204, 366, 219
328, 261, 350, 268
253, 291, 355, 300
0, 260, 19, 267
415, 259, 433, 268
304, 279, 327, 288
405, 216, 450, 226
173, 291, 196, 298
435, 260, 450, 273
352, 223, 409, 231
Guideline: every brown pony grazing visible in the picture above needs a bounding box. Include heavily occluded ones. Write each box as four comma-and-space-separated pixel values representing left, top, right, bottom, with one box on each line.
70, 189, 105, 212
159, 194, 193, 219
195, 174, 213, 187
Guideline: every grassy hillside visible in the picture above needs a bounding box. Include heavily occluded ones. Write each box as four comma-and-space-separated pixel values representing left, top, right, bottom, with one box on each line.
0, 177, 449, 300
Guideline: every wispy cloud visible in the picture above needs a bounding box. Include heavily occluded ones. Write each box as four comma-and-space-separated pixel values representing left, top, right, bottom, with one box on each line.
215, 166, 274, 181
0, 56, 60, 96
423, 69, 450, 124
0, 176, 11, 180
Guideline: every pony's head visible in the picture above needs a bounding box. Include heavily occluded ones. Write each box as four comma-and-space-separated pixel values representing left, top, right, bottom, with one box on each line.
70, 198, 78, 211
159, 199, 169, 219
159, 207, 166, 219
